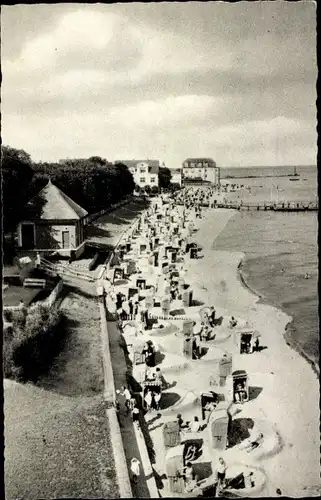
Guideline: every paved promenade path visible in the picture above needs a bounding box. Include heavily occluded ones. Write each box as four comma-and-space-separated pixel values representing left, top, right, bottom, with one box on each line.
107, 320, 151, 498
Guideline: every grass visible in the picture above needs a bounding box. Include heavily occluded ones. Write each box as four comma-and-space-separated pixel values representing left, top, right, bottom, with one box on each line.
3, 285, 42, 306
4, 291, 119, 499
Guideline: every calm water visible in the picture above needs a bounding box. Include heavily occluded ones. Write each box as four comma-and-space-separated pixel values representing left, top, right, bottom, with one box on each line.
213, 166, 319, 370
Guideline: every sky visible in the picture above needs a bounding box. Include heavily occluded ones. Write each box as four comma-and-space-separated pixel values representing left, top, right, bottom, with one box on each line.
1, 1, 317, 168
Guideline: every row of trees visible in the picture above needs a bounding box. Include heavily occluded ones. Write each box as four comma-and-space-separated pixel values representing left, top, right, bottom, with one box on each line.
2, 145, 178, 245
2, 146, 135, 241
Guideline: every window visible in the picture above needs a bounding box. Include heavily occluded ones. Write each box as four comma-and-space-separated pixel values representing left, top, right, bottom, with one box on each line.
140, 177, 146, 183
199, 169, 202, 173
140, 168, 146, 173
150, 177, 156, 183
191, 162, 195, 168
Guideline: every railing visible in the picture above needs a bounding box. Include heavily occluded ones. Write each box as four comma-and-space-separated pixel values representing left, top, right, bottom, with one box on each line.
213, 200, 318, 211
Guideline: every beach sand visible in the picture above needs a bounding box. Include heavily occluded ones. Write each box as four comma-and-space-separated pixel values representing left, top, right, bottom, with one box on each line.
107, 197, 319, 498
184, 207, 320, 497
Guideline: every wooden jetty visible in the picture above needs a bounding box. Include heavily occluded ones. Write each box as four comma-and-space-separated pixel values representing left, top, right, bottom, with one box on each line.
213, 200, 318, 212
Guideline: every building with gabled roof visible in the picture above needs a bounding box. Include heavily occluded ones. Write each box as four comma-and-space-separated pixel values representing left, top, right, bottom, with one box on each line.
116, 159, 160, 189
17, 180, 88, 257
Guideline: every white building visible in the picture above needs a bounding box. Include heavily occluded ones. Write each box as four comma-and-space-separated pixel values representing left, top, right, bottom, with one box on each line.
170, 168, 183, 187
117, 160, 159, 189
182, 158, 220, 186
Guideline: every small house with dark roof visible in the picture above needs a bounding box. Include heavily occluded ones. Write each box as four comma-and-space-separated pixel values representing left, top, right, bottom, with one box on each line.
117, 159, 160, 189
17, 180, 88, 257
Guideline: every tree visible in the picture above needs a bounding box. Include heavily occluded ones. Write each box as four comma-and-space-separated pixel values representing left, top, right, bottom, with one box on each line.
2, 145, 34, 241
158, 166, 172, 189
170, 183, 181, 191
32, 158, 135, 213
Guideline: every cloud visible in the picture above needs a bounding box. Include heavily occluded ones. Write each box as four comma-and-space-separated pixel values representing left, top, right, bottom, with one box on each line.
1, 3, 317, 167
107, 95, 224, 128
6, 10, 143, 77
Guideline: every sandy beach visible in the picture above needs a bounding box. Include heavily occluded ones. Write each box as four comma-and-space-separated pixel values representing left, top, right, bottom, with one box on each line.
183, 207, 320, 496
119, 199, 320, 498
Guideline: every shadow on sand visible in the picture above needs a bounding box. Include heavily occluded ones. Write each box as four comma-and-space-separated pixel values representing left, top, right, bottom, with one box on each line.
192, 299, 205, 306
249, 386, 263, 401
153, 467, 167, 490
228, 418, 254, 447
170, 308, 186, 317
159, 392, 181, 409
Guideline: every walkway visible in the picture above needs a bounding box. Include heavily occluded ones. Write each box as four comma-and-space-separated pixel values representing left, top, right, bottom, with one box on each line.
107, 320, 152, 498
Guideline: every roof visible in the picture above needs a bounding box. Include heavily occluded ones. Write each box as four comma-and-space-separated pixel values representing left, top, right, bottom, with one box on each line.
171, 168, 182, 174
184, 158, 215, 163
28, 180, 88, 220
117, 160, 160, 174
183, 158, 217, 166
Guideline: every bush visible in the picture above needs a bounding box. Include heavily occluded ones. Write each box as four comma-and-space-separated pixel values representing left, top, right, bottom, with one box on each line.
3, 302, 65, 382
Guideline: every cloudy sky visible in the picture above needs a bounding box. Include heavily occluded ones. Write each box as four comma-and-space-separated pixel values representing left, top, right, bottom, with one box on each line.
2, 2, 317, 168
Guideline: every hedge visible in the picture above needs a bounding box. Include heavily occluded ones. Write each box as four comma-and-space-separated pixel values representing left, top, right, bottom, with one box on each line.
3, 303, 66, 382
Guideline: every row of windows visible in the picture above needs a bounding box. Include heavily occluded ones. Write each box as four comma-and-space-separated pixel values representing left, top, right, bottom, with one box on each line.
184, 162, 211, 168
183, 168, 207, 173
130, 167, 147, 173
140, 177, 156, 183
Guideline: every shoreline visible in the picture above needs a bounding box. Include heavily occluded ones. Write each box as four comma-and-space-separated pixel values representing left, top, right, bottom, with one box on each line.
189, 206, 320, 496
237, 258, 319, 379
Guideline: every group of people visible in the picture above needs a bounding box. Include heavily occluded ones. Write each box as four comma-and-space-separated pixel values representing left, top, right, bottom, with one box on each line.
234, 381, 247, 403
116, 386, 140, 425
144, 387, 162, 411
240, 333, 260, 354
176, 414, 201, 433
176, 456, 228, 495
116, 292, 149, 326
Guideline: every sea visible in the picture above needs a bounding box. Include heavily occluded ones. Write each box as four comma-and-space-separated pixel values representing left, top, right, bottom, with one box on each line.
213, 165, 319, 372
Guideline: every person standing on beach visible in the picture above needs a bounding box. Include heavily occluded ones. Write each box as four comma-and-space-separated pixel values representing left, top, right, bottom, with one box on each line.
215, 457, 227, 491
209, 306, 216, 327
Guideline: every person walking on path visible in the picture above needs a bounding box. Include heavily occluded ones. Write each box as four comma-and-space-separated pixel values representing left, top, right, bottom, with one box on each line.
115, 392, 122, 427
128, 299, 134, 320
132, 405, 140, 425
121, 386, 132, 415
130, 457, 141, 484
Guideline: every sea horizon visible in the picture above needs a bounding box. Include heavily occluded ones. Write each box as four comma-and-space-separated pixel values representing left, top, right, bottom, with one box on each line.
212, 167, 318, 372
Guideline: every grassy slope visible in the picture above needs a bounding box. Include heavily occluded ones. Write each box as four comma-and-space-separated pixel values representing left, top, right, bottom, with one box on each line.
4, 292, 119, 499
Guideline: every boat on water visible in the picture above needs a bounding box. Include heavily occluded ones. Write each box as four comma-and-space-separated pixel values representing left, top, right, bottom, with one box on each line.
289, 166, 300, 181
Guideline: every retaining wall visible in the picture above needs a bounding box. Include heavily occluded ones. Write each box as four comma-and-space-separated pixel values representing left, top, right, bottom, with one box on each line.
98, 199, 159, 498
